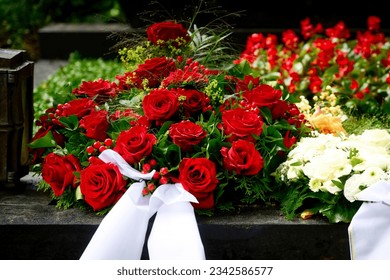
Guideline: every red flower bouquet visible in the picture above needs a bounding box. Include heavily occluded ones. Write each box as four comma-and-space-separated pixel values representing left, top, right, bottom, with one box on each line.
29, 20, 311, 215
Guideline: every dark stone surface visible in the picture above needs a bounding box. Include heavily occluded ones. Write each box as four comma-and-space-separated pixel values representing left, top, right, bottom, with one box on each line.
38, 23, 129, 60
0, 188, 350, 260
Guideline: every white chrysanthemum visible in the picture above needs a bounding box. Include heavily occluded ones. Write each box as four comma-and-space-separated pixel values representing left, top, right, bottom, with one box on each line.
288, 133, 342, 162
275, 129, 390, 200
286, 163, 303, 180
302, 148, 352, 182
360, 167, 386, 186
321, 179, 343, 194
357, 129, 390, 148
344, 167, 387, 202
352, 151, 390, 171
344, 173, 364, 202
308, 178, 322, 192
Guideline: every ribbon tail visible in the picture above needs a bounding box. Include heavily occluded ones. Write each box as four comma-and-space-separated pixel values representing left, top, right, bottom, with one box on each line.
80, 182, 151, 260
349, 181, 390, 259
147, 184, 205, 260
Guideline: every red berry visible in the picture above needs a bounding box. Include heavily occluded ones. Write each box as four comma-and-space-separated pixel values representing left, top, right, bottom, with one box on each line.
93, 141, 101, 149
147, 183, 155, 192
98, 146, 106, 153
152, 172, 161, 180
149, 159, 157, 166
86, 146, 95, 154
142, 163, 151, 172
104, 138, 113, 147
160, 167, 169, 175
159, 176, 169, 184
141, 188, 149, 196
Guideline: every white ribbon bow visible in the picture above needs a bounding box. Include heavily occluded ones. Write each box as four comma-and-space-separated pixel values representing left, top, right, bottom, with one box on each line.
348, 180, 390, 260
79, 149, 206, 260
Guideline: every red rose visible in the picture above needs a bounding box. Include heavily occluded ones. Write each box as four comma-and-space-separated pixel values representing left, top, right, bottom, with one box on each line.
243, 84, 282, 109
221, 107, 264, 142
142, 88, 179, 124
220, 139, 264, 175
146, 21, 190, 46
235, 75, 260, 93
131, 57, 177, 88
79, 109, 109, 141
169, 120, 207, 152
80, 159, 127, 211
271, 99, 289, 120
176, 88, 209, 117
179, 157, 218, 209
113, 126, 156, 165
41, 153, 82, 197
72, 78, 118, 104
60, 98, 97, 118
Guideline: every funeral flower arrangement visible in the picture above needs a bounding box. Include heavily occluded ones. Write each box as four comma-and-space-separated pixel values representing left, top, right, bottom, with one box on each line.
235, 16, 390, 119
28, 15, 390, 223
28, 20, 311, 215
273, 129, 390, 223
235, 15, 390, 222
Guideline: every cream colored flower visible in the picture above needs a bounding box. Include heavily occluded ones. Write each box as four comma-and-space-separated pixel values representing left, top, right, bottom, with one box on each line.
358, 129, 390, 148
303, 148, 351, 182
344, 173, 364, 202
344, 167, 387, 202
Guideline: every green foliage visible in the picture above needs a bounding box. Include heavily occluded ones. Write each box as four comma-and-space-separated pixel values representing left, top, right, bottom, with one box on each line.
33, 52, 125, 125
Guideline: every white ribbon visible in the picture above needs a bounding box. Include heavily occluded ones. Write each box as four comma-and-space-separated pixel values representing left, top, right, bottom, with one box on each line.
148, 184, 205, 260
348, 180, 390, 260
79, 149, 205, 260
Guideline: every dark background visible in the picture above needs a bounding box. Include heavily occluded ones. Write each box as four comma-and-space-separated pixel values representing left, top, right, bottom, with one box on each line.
121, 0, 390, 30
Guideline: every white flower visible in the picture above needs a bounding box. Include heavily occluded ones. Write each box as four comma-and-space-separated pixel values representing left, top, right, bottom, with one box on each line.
275, 129, 390, 200
302, 148, 351, 182
358, 129, 390, 148
360, 167, 386, 185
286, 162, 303, 180
321, 179, 343, 194
354, 151, 390, 171
344, 174, 364, 202
344, 168, 387, 202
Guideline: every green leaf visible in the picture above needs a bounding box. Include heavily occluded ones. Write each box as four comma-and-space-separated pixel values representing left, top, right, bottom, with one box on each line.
260, 107, 273, 124
320, 198, 362, 223
59, 115, 79, 130
165, 144, 181, 168
331, 179, 344, 190
28, 130, 57, 148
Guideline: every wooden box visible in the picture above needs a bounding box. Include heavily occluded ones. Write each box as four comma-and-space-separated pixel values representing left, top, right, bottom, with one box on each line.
0, 49, 34, 188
